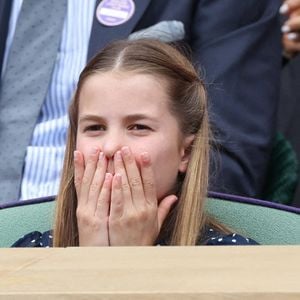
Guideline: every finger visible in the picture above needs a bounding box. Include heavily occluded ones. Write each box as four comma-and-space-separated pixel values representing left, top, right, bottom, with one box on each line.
280, 0, 300, 15
80, 147, 99, 205
95, 172, 112, 219
285, 32, 300, 41
121, 146, 144, 208
110, 173, 124, 218
283, 35, 300, 55
89, 152, 108, 212
114, 150, 132, 206
140, 152, 157, 206
282, 16, 300, 32
290, 7, 300, 17
74, 150, 84, 201
157, 195, 178, 229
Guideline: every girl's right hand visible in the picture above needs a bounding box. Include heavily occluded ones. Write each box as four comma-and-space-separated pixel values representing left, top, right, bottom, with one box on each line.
74, 148, 111, 246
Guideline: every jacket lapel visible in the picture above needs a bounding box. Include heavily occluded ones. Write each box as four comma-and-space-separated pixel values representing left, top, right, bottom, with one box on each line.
87, 0, 152, 60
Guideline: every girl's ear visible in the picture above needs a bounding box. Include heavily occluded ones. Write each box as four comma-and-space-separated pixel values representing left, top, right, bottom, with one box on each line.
178, 134, 195, 173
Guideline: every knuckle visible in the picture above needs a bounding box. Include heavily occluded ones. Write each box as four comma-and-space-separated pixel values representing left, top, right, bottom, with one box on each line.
127, 156, 135, 164
111, 196, 122, 207
109, 217, 121, 229
89, 182, 100, 193
98, 217, 109, 228
138, 211, 148, 222
125, 210, 148, 225
77, 209, 103, 230
121, 182, 130, 191
89, 220, 101, 231
97, 196, 110, 207
146, 205, 156, 215
143, 178, 154, 189
138, 208, 152, 222
129, 177, 141, 188
82, 175, 90, 185
123, 216, 135, 227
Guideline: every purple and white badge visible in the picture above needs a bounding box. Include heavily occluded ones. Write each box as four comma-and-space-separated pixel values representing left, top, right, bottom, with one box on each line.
96, 0, 135, 27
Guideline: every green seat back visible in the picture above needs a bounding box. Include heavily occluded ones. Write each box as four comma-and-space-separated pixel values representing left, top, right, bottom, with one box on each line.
0, 198, 55, 247
0, 195, 299, 247
206, 196, 300, 245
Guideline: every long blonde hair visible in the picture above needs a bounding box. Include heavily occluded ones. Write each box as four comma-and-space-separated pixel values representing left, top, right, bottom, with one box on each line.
54, 39, 226, 247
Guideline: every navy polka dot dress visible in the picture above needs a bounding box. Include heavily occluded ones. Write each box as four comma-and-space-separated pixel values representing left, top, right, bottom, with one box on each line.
11, 228, 258, 247
11, 231, 53, 247
203, 228, 258, 245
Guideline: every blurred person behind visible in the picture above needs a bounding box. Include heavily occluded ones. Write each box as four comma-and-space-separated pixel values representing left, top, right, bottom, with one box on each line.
278, 0, 300, 207
0, 0, 282, 203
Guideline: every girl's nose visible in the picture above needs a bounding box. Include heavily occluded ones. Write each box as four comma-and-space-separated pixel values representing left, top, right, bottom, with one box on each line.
101, 132, 123, 159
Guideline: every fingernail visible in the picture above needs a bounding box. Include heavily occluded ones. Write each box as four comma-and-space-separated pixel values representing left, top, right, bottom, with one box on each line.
279, 3, 289, 14
141, 152, 150, 163
99, 152, 104, 161
281, 24, 291, 33
121, 146, 130, 156
287, 32, 298, 40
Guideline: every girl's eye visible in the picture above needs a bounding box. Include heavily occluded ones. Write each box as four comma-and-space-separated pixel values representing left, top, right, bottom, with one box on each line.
128, 124, 151, 131
84, 124, 105, 132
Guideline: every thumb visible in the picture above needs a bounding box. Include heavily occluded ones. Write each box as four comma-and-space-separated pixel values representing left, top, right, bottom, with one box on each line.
157, 195, 178, 229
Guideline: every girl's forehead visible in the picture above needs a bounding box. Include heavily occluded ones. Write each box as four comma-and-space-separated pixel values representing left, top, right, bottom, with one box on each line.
81, 70, 169, 91
78, 72, 172, 112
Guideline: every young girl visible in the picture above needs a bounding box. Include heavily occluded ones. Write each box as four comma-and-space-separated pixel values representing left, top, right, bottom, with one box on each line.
13, 39, 257, 247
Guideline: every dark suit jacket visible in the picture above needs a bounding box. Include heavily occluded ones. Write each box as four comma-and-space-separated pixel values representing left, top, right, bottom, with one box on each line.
0, 0, 282, 199
278, 54, 300, 207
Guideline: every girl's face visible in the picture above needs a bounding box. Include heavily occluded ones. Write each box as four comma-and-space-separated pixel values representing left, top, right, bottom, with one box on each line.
76, 71, 193, 200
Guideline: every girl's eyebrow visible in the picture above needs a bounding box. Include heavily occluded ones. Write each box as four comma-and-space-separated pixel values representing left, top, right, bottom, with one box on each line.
124, 114, 158, 123
78, 114, 158, 124
78, 114, 105, 123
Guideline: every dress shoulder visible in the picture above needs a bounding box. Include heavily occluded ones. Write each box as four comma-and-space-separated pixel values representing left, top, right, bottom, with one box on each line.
203, 228, 258, 245
11, 230, 53, 247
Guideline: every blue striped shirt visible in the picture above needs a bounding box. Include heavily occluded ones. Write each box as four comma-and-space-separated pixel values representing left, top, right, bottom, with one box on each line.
3, 0, 96, 200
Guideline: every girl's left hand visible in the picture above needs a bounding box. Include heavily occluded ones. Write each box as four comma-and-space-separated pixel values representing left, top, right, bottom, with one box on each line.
108, 146, 177, 246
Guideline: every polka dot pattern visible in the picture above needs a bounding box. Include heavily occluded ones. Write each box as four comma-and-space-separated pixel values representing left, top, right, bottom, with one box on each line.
12, 228, 258, 247
11, 230, 53, 247
204, 228, 258, 245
